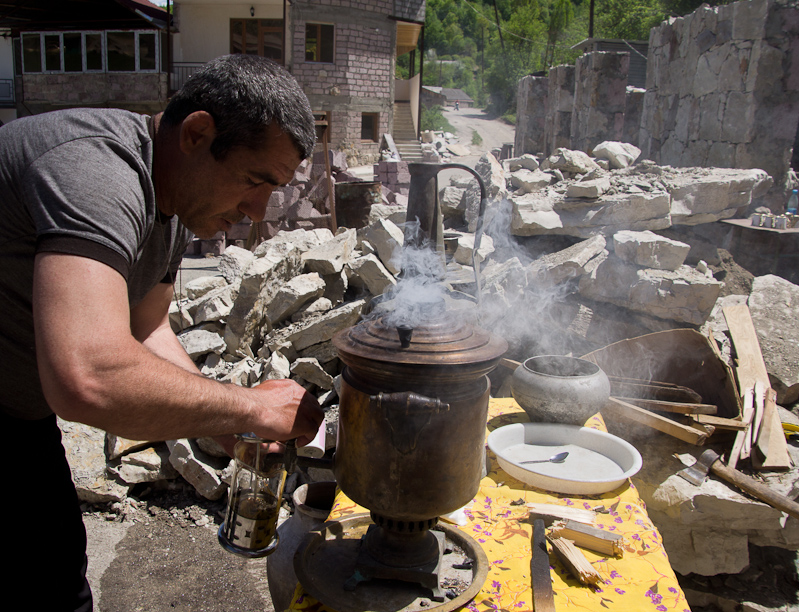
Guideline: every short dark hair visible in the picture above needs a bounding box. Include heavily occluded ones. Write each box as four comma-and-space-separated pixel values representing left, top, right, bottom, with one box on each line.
162, 55, 316, 160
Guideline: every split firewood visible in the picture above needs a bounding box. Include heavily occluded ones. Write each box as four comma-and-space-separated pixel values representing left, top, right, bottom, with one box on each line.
728, 386, 755, 469
549, 520, 624, 557
616, 397, 718, 415
689, 414, 748, 431
547, 535, 604, 586
603, 397, 708, 445
526, 503, 597, 526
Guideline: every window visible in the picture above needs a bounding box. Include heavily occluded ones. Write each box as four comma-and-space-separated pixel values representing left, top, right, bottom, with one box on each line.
361, 113, 379, 142
305, 23, 334, 63
230, 19, 283, 63
20, 30, 159, 74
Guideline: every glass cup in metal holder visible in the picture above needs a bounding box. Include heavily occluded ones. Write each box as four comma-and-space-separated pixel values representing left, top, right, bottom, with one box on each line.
218, 433, 288, 558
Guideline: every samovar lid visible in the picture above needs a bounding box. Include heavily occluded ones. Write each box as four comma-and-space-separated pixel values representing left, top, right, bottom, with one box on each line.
332, 312, 508, 367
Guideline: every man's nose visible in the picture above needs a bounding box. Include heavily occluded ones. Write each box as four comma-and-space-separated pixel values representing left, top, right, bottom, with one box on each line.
239, 184, 275, 223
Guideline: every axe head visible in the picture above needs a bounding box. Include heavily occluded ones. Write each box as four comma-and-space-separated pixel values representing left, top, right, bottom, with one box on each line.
676, 449, 721, 486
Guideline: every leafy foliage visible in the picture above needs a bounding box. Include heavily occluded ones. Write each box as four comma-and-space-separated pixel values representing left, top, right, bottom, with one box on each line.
417, 0, 719, 116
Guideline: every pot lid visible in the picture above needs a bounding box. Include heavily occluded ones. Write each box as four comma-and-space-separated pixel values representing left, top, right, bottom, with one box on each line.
332, 312, 508, 367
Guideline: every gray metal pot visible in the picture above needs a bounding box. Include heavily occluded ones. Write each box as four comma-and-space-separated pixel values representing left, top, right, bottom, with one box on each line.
511, 355, 610, 425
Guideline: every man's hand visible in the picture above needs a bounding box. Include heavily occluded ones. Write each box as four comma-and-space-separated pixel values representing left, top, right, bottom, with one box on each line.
249, 379, 324, 446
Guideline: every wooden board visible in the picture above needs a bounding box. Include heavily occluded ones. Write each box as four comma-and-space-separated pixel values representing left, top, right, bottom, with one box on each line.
603, 397, 708, 445
723, 304, 790, 470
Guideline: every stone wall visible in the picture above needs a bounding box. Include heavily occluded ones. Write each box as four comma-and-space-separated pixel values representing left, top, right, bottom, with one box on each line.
639, 0, 799, 192
544, 64, 575, 155
570, 51, 630, 154
292, 0, 396, 164
514, 75, 548, 157
20, 73, 168, 115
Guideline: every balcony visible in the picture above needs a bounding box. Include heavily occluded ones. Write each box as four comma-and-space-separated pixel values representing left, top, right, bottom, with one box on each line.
171, 62, 205, 93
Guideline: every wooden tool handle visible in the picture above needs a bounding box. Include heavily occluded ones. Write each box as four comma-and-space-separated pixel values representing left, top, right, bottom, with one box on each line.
711, 461, 799, 520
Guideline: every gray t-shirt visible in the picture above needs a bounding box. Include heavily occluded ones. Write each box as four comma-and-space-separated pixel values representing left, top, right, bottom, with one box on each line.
0, 108, 194, 419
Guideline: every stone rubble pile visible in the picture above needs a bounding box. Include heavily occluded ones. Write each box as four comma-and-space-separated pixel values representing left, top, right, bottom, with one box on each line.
62, 144, 799, 578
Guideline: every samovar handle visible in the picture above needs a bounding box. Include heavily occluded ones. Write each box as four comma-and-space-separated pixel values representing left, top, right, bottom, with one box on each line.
370, 391, 450, 455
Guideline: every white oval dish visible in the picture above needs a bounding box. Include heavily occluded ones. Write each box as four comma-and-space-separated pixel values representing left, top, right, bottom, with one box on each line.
487, 422, 642, 495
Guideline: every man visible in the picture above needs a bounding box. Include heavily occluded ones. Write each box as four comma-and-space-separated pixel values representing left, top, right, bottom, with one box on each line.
0, 55, 324, 610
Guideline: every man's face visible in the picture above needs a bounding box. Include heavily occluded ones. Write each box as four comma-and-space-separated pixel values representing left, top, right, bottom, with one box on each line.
174, 123, 303, 239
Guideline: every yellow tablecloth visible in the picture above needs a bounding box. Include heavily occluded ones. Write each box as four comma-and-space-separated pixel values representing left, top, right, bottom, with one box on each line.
291, 398, 690, 612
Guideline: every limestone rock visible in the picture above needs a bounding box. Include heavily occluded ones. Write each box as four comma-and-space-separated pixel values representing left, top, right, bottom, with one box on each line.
528, 235, 607, 287
612, 230, 691, 271
592, 141, 641, 169
291, 297, 334, 323
266, 273, 326, 325
185, 276, 227, 300
545, 148, 600, 174
301, 228, 357, 275
365, 219, 404, 275
291, 357, 335, 390
194, 284, 237, 324
218, 245, 255, 284
348, 254, 396, 296
178, 329, 226, 360
264, 299, 366, 353
113, 445, 178, 484
748, 275, 799, 404
221, 357, 262, 387
453, 233, 495, 265
169, 299, 194, 333
59, 418, 129, 503
167, 439, 227, 501
579, 255, 721, 325
224, 247, 303, 355
506, 154, 540, 172
106, 436, 151, 461
261, 351, 292, 381
510, 169, 553, 194
254, 228, 334, 257
566, 177, 612, 199
440, 186, 466, 218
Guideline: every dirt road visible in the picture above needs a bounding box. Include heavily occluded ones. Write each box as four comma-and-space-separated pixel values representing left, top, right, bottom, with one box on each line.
441, 106, 515, 160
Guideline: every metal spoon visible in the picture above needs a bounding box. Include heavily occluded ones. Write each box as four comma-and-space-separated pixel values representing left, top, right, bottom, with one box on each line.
520, 451, 569, 465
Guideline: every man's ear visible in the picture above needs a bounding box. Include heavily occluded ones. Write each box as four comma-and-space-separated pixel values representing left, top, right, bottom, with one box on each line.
179, 111, 216, 154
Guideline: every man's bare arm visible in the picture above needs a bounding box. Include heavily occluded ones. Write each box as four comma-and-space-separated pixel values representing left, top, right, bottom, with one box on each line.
33, 253, 323, 443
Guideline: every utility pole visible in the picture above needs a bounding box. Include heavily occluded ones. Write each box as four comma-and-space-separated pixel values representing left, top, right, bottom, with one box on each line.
491, 0, 505, 53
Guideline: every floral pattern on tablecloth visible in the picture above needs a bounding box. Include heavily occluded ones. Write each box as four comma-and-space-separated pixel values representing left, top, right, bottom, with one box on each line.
291, 398, 690, 612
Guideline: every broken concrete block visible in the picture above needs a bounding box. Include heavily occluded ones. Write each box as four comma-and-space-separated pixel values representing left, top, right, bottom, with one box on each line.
566, 177, 612, 199
301, 228, 357, 275
167, 439, 227, 501
612, 230, 691, 271
178, 329, 226, 360
365, 218, 404, 275
290, 357, 335, 390
185, 276, 227, 300
266, 272, 326, 325
347, 254, 396, 296
592, 141, 641, 169
218, 245, 255, 284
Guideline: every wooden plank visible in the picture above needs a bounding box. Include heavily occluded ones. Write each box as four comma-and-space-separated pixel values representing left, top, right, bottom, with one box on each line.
742, 381, 767, 460
753, 387, 793, 470
728, 387, 754, 469
689, 414, 748, 431
604, 397, 708, 445
608, 378, 703, 404
616, 397, 718, 415
723, 304, 790, 469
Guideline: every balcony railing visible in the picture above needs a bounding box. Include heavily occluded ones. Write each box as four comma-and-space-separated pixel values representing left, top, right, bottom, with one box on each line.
0, 78, 14, 105
171, 62, 205, 92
